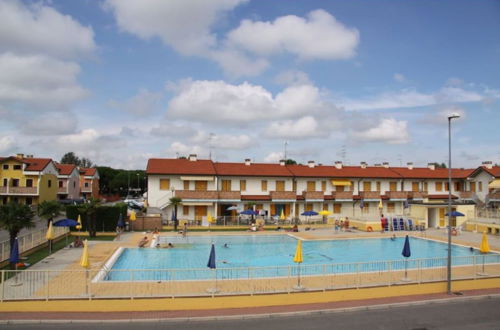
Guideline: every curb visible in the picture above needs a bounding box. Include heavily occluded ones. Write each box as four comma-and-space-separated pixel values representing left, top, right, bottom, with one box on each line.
1, 293, 499, 324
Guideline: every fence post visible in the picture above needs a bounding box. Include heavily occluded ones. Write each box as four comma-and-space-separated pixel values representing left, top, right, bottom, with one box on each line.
1, 270, 4, 302
46, 270, 49, 301
388, 261, 392, 286
323, 264, 326, 291
356, 263, 359, 288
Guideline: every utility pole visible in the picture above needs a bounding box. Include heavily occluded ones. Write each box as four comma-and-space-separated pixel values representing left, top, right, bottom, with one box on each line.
284, 141, 288, 160
208, 133, 215, 160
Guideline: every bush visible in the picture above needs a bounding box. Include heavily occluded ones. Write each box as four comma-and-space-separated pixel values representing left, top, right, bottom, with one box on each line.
66, 203, 128, 232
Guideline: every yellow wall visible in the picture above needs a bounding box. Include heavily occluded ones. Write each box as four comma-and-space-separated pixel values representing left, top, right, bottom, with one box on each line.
0, 159, 26, 185
456, 204, 475, 226
38, 174, 58, 202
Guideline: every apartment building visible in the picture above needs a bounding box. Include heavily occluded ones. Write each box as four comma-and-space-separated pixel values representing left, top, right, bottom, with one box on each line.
146, 156, 498, 228
0, 154, 58, 206
79, 167, 100, 199
55, 163, 81, 200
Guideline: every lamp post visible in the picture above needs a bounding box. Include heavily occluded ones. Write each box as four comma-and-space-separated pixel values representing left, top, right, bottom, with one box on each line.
447, 113, 460, 295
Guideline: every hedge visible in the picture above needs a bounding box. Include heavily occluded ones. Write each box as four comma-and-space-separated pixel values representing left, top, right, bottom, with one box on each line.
66, 203, 128, 232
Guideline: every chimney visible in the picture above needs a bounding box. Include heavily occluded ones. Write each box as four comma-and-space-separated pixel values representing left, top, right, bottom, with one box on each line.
482, 161, 493, 170
16, 153, 24, 159
334, 161, 343, 169
427, 163, 435, 170
374, 163, 382, 167
383, 162, 389, 168
279, 159, 285, 166
360, 162, 367, 169
407, 162, 414, 170
244, 158, 251, 166
188, 154, 197, 162
307, 160, 315, 168
27, 155, 33, 158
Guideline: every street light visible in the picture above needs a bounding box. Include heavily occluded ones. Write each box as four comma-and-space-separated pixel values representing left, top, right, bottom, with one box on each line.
447, 113, 460, 295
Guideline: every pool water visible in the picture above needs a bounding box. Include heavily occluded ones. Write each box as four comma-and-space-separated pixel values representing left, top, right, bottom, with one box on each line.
104, 235, 496, 281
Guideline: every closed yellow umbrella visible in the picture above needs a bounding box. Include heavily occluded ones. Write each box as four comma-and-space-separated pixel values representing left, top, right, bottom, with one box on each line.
480, 231, 490, 253
45, 221, 54, 240
76, 215, 82, 230
129, 211, 136, 221
293, 240, 303, 289
80, 239, 90, 268
280, 209, 286, 220
378, 199, 383, 209
207, 212, 214, 223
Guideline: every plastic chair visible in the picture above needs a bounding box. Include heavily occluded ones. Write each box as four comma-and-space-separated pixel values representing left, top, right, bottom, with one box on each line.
399, 218, 405, 231
407, 219, 414, 231
392, 218, 399, 231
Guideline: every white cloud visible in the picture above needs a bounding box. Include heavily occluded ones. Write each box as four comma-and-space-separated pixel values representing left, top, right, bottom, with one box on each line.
166, 142, 204, 157
190, 131, 253, 149
350, 118, 410, 144
274, 70, 312, 86
393, 73, 406, 83
264, 116, 327, 139
150, 123, 196, 137
226, 9, 359, 60
167, 80, 323, 123
419, 105, 466, 125
109, 89, 162, 116
209, 49, 269, 77
0, 136, 16, 153
264, 151, 284, 163
53, 129, 126, 153
0, 0, 95, 59
0, 53, 87, 109
104, 0, 247, 55
20, 112, 78, 135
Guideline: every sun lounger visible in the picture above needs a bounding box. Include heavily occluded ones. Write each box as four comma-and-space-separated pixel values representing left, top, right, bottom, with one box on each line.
392, 218, 398, 231
407, 219, 414, 231
399, 218, 405, 230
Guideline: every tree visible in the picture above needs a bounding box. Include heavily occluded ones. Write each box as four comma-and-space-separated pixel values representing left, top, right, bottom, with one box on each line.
38, 200, 64, 227
0, 203, 35, 258
61, 152, 80, 165
429, 162, 447, 169
80, 157, 93, 168
285, 159, 297, 165
169, 197, 182, 231
77, 198, 101, 237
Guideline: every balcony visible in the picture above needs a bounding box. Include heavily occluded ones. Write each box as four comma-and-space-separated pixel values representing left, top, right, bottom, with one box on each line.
302, 191, 324, 201
57, 186, 68, 194
409, 192, 426, 200
270, 191, 296, 201
386, 191, 409, 200
458, 191, 475, 200
360, 191, 381, 201
0, 186, 6, 194
218, 191, 241, 201
487, 192, 500, 202
8, 186, 37, 195
332, 191, 353, 201
175, 190, 218, 200
81, 187, 92, 193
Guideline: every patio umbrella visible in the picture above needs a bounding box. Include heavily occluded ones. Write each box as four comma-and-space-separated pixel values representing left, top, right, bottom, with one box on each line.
207, 212, 214, 223
129, 210, 136, 221
76, 215, 82, 230
206, 243, 218, 293
403, 200, 409, 209
80, 239, 90, 296
226, 206, 239, 211
280, 209, 286, 220
239, 209, 258, 215
319, 210, 331, 224
53, 219, 79, 248
378, 199, 383, 209
445, 211, 465, 217
401, 235, 411, 281
46, 221, 54, 255
301, 211, 318, 216
359, 200, 364, 209
479, 232, 490, 274
9, 237, 20, 266
293, 240, 303, 289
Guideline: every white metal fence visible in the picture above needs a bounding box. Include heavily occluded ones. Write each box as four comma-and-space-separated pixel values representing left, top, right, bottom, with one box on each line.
1, 254, 499, 301
0, 226, 68, 263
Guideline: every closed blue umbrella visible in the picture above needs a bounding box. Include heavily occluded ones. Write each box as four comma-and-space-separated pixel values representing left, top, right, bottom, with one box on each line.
402, 235, 411, 280
359, 200, 364, 209
117, 213, 125, 228
53, 219, 79, 227
403, 200, 409, 209
9, 238, 19, 265
207, 243, 216, 269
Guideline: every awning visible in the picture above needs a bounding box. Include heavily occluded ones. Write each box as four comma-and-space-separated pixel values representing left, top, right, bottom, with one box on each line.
180, 176, 215, 181
181, 202, 213, 206
331, 180, 352, 186
488, 179, 500, 189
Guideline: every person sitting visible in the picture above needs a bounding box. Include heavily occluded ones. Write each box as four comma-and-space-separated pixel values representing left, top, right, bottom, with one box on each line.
138, 236, 149, 247
152, 227, 160, 235
73, 236, 84, 248
292, 224, 299, 232
344, 217, 350, 229
258, 223, 265, 231
249, 224, 257, 232
155, 243, 161, 248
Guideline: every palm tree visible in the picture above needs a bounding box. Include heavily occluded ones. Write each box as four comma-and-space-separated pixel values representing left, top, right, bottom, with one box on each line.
169, 197, 182, 231
77, 198, 101, 237
0, 202, 35, 255
38, 200, 64, 227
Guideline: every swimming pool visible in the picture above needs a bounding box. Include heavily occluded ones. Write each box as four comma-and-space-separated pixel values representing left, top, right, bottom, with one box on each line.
103, 235, 498, 281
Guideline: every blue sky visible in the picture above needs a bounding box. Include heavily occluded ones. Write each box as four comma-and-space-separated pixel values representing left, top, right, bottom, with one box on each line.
0, 0, 499, 169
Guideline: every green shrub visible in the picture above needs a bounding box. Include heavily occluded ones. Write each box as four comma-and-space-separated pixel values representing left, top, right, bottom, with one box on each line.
66, 203, 128, 232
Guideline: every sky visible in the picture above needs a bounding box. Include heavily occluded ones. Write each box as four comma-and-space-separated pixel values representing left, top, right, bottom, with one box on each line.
0, 0, 499, 170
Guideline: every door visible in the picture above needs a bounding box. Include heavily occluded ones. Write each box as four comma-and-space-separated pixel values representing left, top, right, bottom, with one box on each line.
439, 208, 445, 227
195, 181, 207, 191
195, 206, 207, 221
333, 203, 341, 214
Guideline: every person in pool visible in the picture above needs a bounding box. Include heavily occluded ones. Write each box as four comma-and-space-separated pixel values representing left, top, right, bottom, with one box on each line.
390, 234, 396, 241
223, 243, 229, 248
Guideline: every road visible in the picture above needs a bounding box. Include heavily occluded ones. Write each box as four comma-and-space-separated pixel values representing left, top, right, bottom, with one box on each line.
2, 296, 500, 329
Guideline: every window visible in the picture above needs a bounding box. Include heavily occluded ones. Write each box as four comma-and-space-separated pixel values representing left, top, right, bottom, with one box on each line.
321, 181, 326, 192
362, 203, 370, 213
335, 185, 345, 192
2, 164, 8, 170
183, 180, 189, 190
305, 203, 313, 212
159, 179, 170, 190
12, 179, 19, 187
221, 180, 231, 192
13, 165, 21, 170
292, 181, 297, 192
13, 197, 19, 204
276, 180, 285, 192
306, 181, 316, 192
435, 182, 443, 192
412, 182, 419, 192
423, 182, 428, 191
363, 181, 371, 192
333, 203, 341, 214
2, 197, 7, 205
376, 182, 381, 192
26, 179, 33, 187
183, 206, 189, 215
478, 182, 483, 192
445, 182, 449, 191
322, 203, 329, 211
470, 182, 476, 192
390, 182, 397, 192
25, 197, 32, 205
3, 178, 7, 187
387, 202, 395, 213
48, 180, 52, 188
195, 181, 207, 191
73, 181, 76, 188
58, 180, 63, 188
261, 180, 268, 192
84, 182, 89, 188
240, 180, 246, 191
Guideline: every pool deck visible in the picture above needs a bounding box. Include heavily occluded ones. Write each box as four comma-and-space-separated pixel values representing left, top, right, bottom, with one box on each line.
1, 227, 499, 318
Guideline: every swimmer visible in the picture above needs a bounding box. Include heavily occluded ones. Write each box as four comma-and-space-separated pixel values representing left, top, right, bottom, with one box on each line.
221, 260, 229, 264
223, 243, 229, 248
390, 234, 396, 241
155, 243, 160, 248
469, 246, 474, 252
168, 242, 174, 248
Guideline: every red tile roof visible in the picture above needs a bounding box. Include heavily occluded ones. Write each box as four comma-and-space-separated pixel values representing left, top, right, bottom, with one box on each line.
55, 163, 77, 175
389, 167, 474, 179
23, 158, 52, 171
481, 166, 500, 178
214, 162, 292, 177
146, 158, 216, 175
80, 167, 97, 176
286, 165, 401, 178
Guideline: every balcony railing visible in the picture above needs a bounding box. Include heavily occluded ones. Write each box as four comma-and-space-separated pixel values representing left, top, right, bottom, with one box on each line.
5, 186, 37, 195
57, 186, 68, 194
0, 186, 6, 194
359, 191, 381, 200
302, 191, 324, 201
386, 191, 408, 200
175, 190, 218, 200
218, 191, 241, 200
270, 191, 296, 201
332, 192, 354, 200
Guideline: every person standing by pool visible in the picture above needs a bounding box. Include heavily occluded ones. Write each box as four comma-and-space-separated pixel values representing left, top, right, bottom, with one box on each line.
182, 222, 188, 237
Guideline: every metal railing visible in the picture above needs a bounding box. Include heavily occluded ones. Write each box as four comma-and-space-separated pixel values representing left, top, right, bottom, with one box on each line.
0, 226, 68, 263
1, 255, 499, 301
